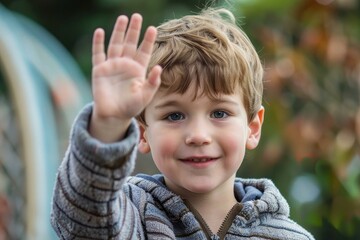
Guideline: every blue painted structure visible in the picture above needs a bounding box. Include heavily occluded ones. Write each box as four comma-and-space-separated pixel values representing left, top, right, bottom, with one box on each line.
0, 4, 91, 239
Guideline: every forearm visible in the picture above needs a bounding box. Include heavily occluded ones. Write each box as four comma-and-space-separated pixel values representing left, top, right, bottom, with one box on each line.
51, 104, 142, 239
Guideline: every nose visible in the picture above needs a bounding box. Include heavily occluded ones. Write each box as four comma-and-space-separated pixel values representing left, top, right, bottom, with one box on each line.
185, 120, 212, 146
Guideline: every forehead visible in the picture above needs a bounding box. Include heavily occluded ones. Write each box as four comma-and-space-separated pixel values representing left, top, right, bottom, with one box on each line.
151, 85, 244, 106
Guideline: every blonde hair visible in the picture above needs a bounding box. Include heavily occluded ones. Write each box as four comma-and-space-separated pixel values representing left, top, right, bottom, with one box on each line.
138, 8, 263, 124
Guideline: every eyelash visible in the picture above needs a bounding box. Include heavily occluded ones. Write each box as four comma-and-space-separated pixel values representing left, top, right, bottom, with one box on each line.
165, 112, 185, 122
211, 110, 229, 119
164, 110, 230, 122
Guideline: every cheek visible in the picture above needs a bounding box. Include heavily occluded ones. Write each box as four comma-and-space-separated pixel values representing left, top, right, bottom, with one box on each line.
220, 130, 247, 158
147, 128, 180, 174
147, 128, 179, 159
223, 133, 246, 172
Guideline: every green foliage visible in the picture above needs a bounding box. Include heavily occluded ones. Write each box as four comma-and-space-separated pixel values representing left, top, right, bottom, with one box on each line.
235, 0, 360, 239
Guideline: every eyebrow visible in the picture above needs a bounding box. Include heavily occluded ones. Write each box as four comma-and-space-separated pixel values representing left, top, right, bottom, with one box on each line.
154, 100, 181, 109
154, 97, 240, 109
212, 98, 240, 106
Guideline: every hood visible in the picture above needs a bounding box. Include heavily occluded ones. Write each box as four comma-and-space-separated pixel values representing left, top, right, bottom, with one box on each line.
233, 178, 290, 227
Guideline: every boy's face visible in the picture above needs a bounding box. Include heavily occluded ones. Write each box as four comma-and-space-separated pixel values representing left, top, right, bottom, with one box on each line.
138, 84, 264, 196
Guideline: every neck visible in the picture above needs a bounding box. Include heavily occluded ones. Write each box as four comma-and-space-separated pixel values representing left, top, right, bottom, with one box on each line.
175, 177, 238, 234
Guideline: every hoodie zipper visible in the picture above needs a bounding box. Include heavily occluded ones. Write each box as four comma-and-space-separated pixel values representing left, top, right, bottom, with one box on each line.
184, 200, 243, 240
217, 203, 243, 239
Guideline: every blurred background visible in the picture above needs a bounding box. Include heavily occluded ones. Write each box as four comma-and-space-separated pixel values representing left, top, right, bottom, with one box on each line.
0, 0, 359, 239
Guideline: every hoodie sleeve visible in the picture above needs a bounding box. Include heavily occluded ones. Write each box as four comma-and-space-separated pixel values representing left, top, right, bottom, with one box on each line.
50, 103, 145, 239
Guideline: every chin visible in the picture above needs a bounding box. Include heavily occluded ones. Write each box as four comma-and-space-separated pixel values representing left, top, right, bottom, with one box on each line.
185, 183, 217, 194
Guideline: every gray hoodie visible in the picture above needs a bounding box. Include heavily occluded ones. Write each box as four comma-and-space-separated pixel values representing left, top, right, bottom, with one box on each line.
51, 104, 315, 240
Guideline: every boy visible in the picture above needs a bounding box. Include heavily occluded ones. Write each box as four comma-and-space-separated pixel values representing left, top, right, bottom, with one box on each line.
51, 7, 315, 240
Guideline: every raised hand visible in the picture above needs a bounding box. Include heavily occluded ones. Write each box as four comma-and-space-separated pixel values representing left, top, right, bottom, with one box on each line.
90, 14, 162, 142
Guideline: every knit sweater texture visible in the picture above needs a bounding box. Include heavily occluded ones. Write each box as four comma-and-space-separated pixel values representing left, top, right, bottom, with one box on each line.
51, 104, 315, 240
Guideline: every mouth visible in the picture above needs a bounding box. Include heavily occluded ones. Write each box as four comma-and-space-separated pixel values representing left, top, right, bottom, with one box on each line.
179, 157, 218, 168
182, 158, 217, 162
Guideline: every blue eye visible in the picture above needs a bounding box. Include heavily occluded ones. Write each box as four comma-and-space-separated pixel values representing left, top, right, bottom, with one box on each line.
211, 111, 228, 119
166, 112, 184, 121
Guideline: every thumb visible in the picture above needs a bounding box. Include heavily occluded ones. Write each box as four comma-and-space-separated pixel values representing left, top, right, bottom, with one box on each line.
143, 65, 162, 103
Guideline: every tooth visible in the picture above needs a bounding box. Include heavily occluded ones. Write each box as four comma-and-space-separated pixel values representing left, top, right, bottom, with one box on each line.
188, 158, 211, 162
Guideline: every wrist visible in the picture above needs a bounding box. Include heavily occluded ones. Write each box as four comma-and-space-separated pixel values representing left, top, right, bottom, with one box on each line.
89, 113, 132, 143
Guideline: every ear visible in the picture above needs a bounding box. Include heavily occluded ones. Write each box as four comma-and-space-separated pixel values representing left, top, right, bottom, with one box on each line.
138, 123, 151, 154
246, 106, 265, 150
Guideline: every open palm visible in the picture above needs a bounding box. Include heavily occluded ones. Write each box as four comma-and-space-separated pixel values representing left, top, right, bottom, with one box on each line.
91, 14, 162, 121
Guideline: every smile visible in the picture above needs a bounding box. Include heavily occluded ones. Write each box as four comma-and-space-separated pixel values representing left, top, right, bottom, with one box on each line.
187, 158, 214, 162
179, 157, 218, 168
180, 156, 219, 162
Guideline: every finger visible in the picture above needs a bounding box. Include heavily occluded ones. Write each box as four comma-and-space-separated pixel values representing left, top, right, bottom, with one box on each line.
147, 65, 162, 87
122, 13, 143, 58
135, 26, 157, 67
107, 15, 129, 58
92, 28, 106, 66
